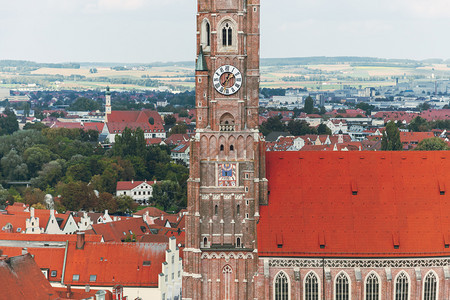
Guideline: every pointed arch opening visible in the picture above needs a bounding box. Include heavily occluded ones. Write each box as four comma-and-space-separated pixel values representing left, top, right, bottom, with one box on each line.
220, 113, 235, 131
201, 19, 211, 51
334, 272, 350, 300
364, 272, 380, 300
304, 271, 320, 300
423, 271, 438, 300
274, 271, 290, 300
222, 265, 233, 300
236, 237, 241, 248
394, 271, 409, 300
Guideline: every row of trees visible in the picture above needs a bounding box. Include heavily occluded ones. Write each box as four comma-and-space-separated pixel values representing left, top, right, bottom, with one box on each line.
0, 127, 188, 213
260, 115, 332, 137
381, 121, 449, 151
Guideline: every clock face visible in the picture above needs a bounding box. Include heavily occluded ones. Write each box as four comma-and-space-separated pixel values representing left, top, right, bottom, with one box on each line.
213, 65, 242, 96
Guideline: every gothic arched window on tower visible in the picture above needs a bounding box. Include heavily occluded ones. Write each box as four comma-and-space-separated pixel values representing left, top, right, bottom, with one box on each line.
335, 272, 350, 300
236, 204, 240, 215
304, 272, 319, 300
395, 272, 409, 300
214, 205, 218, 215
203, 237, 208, 247
274, 271, 289, 300
423, 272, 437, 300
201, 19, 211, 50
220, 144, 225, 151
222, 23, 233, 46
222, 265, 233, 300
236, 237, 241, 248
230, 145, 234, 151
206, 22, 211, 46
365, 273, 380, 300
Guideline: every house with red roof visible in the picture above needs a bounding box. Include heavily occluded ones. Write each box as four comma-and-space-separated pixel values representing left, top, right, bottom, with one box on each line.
0, 232, 181, 300
104, 110, 165, 143
171, 142, 190, 166
116, 180, 156, 205
399, 131, 435, 149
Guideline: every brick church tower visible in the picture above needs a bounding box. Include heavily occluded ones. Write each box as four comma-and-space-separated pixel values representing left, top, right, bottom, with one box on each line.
183, 0, 267, 299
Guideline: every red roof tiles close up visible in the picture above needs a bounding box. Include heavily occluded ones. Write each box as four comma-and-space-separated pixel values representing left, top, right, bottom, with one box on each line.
258, 151, 450, 258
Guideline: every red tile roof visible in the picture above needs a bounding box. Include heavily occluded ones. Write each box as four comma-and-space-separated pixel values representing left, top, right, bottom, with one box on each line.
259, 151, 450, 257
134, 206, 167, 217
90, 218, 150, 242
107, 110, 164, 133
116, 180, 156, 191
63, 241, 167, 287
0, 254, 58, 300
420, 109, 450, 121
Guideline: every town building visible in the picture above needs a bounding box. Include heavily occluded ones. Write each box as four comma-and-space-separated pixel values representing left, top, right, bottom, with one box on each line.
184, 0, 450, 299
116, 180, 156, 205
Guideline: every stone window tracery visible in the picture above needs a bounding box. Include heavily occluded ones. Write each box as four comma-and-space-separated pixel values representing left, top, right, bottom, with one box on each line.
223, 265, 233, 300
423, 271, 437, 300
395, 272, 409, 300
365, 272, 379, 300
274, 271, 289, 300
335, 272, 350, 300
222, 23, 232, 46
304, 272, 319, 300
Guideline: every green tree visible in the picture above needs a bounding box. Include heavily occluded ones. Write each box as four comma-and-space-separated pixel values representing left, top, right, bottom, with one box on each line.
415, 137, 449, 151
0, 149, 28, 180
23, 187, 45, 206
115, 195, 137, 214
408, 116, 430, 132
381, 121, 402, 151
287, 120, 316, 136
355, 102, 375, 115
23, 122, 48, 131
0, 185, 12, 207
0, 109, 19, 136
259, 116, 286, 136
152, 180, 181, 212
417, 102, 431, 112
31, 160, 65, 190
23, 145, 54, 177
304, 96, 314, 114
96, 192, 117, 213
164, 114, 176, 126
169, 123, 187, 135
69, 97, 100, 111
317, 123, 332, 135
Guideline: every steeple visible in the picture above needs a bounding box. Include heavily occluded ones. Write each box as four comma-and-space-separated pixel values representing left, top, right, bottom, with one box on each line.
105, 86, 111, 123
195, 46, 208, 71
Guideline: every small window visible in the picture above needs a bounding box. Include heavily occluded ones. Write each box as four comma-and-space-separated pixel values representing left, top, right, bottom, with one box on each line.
90, 275, 97, 282
245, 213, 249, 219
206, 22, 211, 46
215, 205, 218, 215
220, 144, 224, 151
245, 187, 249, 192
172, 255, 174, 264
222, 23, 233, 46
230, 145, 234, 151
237, 205, 240, 215
203, 237, 208, 246
236, 237, 241, 248
245, 173, 249, 179
143, 260, 151, 266
51, 270, 57, 277
73, 274, 80, 281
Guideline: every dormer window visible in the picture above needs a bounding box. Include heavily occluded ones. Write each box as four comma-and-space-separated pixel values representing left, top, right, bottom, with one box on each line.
222, 23, 232, 46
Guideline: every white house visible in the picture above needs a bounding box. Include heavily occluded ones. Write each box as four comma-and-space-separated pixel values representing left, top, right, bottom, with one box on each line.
170, 143, 190, 166
159, 237, 183, 300
116, 180, 156, 205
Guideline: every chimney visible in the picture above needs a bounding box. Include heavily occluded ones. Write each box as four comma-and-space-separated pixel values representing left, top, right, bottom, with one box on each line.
85, 285, 90, 292
22, 248, 28, 255
76, 232, 85, 250
131, 179, 134, 184
30, 207, 35, 218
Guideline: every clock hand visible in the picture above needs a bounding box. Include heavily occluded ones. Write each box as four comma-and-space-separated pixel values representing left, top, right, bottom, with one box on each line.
222, 74, 235, 88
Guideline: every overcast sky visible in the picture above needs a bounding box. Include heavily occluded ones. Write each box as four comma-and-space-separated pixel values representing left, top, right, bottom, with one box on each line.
1, 0, 449, 63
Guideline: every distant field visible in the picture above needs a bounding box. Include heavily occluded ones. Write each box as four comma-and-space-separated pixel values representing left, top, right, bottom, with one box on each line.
1, 58, 450, 91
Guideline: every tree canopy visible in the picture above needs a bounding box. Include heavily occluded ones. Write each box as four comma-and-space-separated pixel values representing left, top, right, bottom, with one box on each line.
381, 121, 402, 151
415, 137, 449, 151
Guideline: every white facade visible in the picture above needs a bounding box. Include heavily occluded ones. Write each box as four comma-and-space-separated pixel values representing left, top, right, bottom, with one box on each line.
25, 208, 41, 234
158, 237, 183, 300
116, 181, 155, 205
